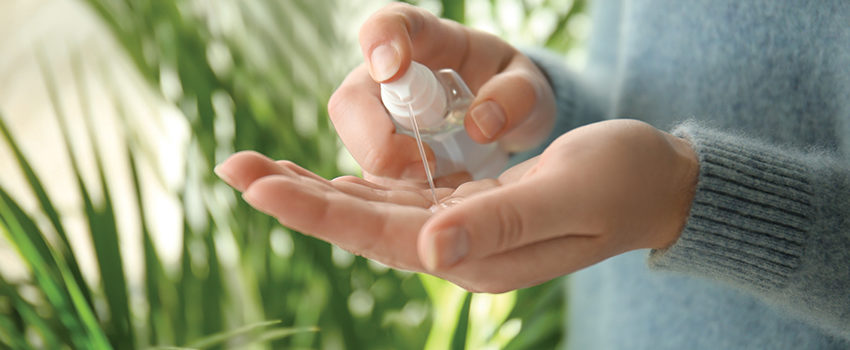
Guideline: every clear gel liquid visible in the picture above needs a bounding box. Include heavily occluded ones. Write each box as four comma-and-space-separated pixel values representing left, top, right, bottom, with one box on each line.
429, 198, 463, 212
407, 104, 466, 212
408, 103, 439, 207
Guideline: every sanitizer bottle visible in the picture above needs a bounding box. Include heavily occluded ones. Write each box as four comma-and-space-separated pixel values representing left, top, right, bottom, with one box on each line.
380, 61, 508, 179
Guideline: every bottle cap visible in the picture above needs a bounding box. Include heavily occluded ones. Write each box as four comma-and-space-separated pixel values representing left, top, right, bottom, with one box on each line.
381, 62, 448, 130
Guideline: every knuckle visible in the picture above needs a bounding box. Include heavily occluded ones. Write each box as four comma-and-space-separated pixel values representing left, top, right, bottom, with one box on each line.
362, 147, 394, 175
276, 159, 297, 169
327, 88, 349, 123
362, 3, 410, 36
493, 202, 525, 253
275, 160, 300, 175
511, 72, 539, 111
231, 150, 266, 165
382, 1, 410, 12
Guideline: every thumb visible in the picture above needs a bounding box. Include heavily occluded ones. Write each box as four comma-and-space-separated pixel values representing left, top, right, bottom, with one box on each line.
359, 5, 413, 82
358, 3, 469, 82
418, 173, 579, 271
464, 54, 555, 149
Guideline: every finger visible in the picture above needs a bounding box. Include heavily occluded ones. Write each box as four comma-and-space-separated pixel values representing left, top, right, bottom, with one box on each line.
243, 174, 428, 271
332, 175, 391, 190
419, 172, 594, 270
441, 234, 613, 294
330, 177, 452, 207
360, 168, 471, 191
215, 151, 324, 192
275, 160, 329, 183
328, 64, 436, 180
465, 55, 555, 150
497, 156, 540, 184
433, 171, 473, 189
433, 178, 501, 209
363, 171, 430, 190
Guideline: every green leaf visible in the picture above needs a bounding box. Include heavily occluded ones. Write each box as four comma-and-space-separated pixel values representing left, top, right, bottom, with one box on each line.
441, 0, 465, 23
0, 109, 92, 308
0, 189, 111, 349
450, 292, 471, 350
503, 280, 565, 350
0, 300, 31, 350
39, 54, 134, 349
187, 320, 315, 349
543, 0, 588, 51
420, 275, 469, 350
0, 288, 32, 349
0, 277, 60, 348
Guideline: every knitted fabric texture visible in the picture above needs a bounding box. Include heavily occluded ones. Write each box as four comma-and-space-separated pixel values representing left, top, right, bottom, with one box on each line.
522, 0, 850, 348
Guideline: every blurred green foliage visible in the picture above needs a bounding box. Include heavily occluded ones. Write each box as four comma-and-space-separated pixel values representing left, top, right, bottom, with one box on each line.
0, 0, 586, 348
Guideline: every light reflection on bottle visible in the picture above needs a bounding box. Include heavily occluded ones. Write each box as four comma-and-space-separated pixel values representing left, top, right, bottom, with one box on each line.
381, 62, 508, 179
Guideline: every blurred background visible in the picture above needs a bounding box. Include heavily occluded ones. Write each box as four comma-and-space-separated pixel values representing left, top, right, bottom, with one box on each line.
0, 0, 588, 348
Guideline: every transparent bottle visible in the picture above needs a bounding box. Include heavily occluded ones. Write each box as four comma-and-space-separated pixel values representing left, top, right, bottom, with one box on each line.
380, 61, 508, 179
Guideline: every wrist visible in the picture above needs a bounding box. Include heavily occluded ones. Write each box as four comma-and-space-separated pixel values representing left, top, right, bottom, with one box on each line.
657, 133, 699, 249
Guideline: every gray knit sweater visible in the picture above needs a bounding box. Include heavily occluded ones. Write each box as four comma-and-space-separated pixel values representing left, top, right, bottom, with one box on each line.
524, 0, 850, 348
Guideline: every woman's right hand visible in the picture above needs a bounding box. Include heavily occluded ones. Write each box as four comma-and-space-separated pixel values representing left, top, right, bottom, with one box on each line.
328, 3, 555, 187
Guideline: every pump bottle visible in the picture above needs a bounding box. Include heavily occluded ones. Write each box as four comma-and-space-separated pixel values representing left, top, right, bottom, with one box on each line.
380, 62, 508, 179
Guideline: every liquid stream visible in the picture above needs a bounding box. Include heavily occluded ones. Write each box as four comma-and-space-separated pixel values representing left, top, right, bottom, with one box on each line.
407, 104, 466, 212
407, 103, 440, 206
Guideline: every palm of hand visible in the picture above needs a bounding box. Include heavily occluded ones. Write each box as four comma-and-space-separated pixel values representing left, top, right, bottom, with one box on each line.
216, 120, 698, 293
215, 150, 508, 267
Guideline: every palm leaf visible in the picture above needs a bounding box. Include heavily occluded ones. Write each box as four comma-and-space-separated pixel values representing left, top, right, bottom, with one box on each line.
0, 98, 92, 310
38, 55, 134, 349
0, 186, 110, 349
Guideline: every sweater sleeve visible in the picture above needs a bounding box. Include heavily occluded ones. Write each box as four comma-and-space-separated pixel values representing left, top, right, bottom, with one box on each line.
649, 121, 850, 340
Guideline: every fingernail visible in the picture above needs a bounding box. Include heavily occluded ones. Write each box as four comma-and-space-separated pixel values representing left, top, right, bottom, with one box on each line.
241, 191, 261, 210
424, 227, 468, 270
470, 101, 506, 139
242, 190, 273, 217
213, 164, 234, 184
370, 43, 400, 81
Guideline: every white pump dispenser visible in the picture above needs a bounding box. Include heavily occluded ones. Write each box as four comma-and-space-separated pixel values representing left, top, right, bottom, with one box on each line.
380, 62, 508, 179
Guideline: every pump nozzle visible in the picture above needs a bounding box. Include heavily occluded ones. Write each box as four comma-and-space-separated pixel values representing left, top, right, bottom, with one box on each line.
381, 62, 448, 130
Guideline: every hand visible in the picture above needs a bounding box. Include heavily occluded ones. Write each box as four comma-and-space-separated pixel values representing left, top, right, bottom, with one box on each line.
328, 3, 555, 186
215, 120, 698, 293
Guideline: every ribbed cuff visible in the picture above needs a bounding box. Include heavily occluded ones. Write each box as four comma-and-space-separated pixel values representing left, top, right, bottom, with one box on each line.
649, 122, 812, 293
